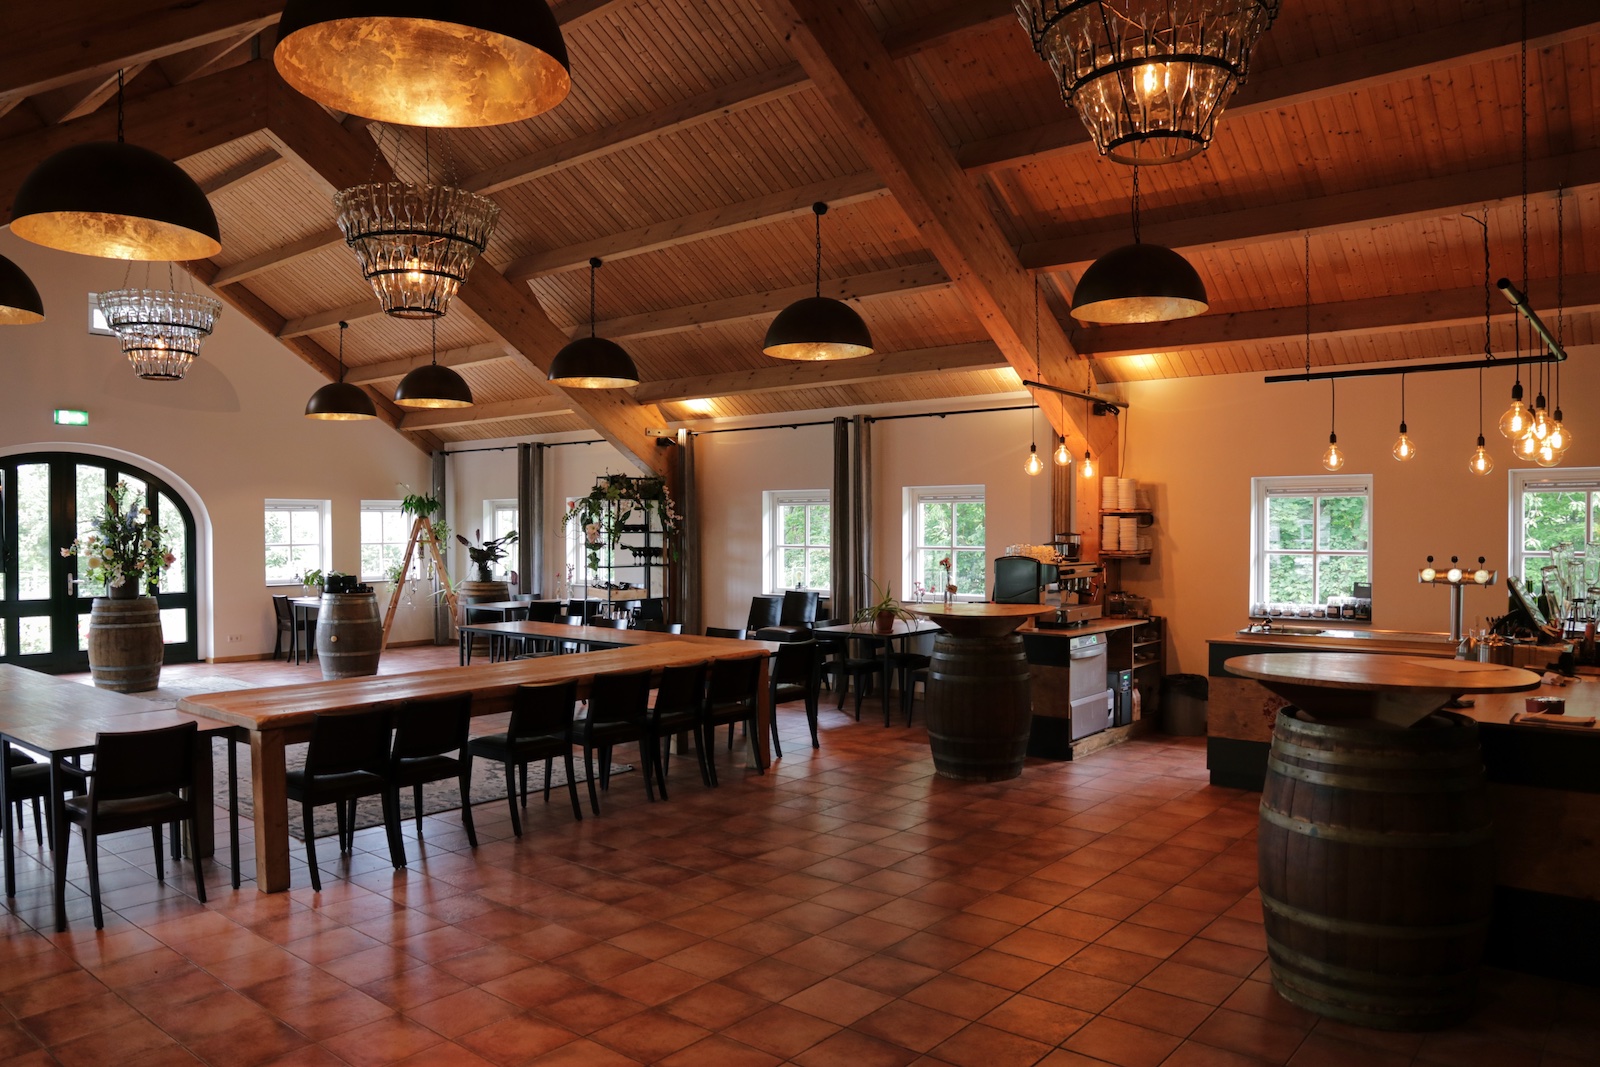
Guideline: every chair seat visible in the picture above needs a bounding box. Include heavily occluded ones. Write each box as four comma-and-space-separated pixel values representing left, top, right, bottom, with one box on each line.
652, 708, 699, 734
286, 767, 387, 804
7, 761, 50, 800
468, 731, 568, 762
754, 625, 810, 642
64, 791, 189, 833
391, 754, 464, 788
773, 682, 809, 705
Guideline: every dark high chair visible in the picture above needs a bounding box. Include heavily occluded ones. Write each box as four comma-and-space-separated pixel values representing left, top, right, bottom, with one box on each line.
468, 681, 582, 835
701, 655, 766, 784
576, 669, 655, 814
769, 640, 823, 753
286, 709, 403, 892
756, 589, 820, 642
388, 694, 478, 864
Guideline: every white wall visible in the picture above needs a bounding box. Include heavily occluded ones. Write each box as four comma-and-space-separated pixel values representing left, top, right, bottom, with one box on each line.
1116, 357, 1600, 674
0, 232, 435, 659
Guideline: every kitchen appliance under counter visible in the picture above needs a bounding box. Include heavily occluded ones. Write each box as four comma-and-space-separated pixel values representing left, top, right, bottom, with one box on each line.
1022, 617, 1154, 759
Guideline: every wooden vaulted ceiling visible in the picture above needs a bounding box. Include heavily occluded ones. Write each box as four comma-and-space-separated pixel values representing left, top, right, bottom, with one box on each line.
1, 0, 1595, 471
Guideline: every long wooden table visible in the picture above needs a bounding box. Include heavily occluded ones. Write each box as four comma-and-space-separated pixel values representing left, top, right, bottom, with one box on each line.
0, 665, 241, 931
179, 638, 774, 893
458, 620, 771, 663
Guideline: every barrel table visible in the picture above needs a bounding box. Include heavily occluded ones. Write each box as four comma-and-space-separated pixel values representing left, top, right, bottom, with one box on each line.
314, 592, 382, 679
908, 603, 1054, 781
1224, 653, 1541, 1031
87, 594, 164, 692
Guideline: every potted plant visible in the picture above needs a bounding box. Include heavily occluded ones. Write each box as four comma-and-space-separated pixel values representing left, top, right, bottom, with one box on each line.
60, 481, 178, 692
855, 578, 916, 635
299, 567, 325, 596
457, 529, 517, 582
563, 474, 682, 572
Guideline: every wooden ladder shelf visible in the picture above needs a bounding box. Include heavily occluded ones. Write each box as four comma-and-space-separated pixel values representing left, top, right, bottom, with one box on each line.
380, 515, 457, 652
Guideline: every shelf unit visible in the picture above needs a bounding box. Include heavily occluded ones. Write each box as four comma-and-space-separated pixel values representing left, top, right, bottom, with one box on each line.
577, 499, 668, 612
1106, 615, 1167, 718
1101, 507, 1155, 561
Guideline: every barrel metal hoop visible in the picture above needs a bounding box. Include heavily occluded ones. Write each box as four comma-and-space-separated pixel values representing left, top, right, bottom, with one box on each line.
1258, 802, 1492, 848
1266, 755, 1484, 794
1261, 892, 1488, 941
1271, 737, 1483, 771
1269, 944, 1477, 998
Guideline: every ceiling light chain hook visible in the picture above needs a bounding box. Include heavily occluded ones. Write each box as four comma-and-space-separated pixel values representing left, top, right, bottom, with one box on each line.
813, 202, 825, 297
1130, 166, 1141, 245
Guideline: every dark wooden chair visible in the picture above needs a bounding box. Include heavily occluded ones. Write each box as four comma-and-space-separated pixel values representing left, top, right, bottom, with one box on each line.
4, 747, 48, 846
388, 694, 478, 864
271, 595, 312, 661
704, 627, 747, 640
286, 709, 403, 892
649, 661, 709, 794
62, 722, 207, 929
468, 681, 581, 835
636, 621, 682, 633
901, 666, 930, 725
770, 640, 823, 754
576, 669, 655, 814
701, 655, 766, 784
887, 651, 932, 726
635, 598, 667, 624
746, 595, 782, 632
756, 590, 820, 641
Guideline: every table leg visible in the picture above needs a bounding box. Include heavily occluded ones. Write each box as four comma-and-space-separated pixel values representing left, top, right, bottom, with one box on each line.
250, 730, 292, 893
228, 735, 240, 890
459, 628, 470, 666
881, 637, 893, 722
1, 739, 13, 899
49, 756, 69, 932
191, 737, 215, 859
752, 655, 772, 769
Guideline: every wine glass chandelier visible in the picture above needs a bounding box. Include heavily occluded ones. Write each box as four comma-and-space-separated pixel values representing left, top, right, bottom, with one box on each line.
1015, 0, 1281, 166
96, 272, 222, 382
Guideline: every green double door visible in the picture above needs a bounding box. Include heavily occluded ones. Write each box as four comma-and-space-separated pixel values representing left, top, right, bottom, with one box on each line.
1, 453, 198, 673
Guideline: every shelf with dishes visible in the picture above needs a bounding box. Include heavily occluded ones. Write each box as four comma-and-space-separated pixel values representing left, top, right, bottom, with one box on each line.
1101, 505, 1155, 560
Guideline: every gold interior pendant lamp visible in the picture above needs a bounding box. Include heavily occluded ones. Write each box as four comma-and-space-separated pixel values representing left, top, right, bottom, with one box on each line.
1071, 168, 1207, 324
549, 258, 639, 389
0, 255, 44, 325
275, 1, 571, 127
1016, 0, 1280, 166
395, 320, 473, 408
306, 321, 377, 420
763, 203, 873, 361
11, 71, 220, 261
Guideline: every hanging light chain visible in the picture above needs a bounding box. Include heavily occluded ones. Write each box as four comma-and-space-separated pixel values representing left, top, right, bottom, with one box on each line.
1130, 166, 1141, 244
1303, 232, 1311, 378
1519, 0, 1530, 293
588, 257, 600, 338
813, 204, 824, 297
337, 320, 348, 378
116, 68, 125, 144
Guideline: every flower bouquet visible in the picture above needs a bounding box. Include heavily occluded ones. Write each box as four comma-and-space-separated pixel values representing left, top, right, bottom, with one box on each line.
61, 481, 176, 598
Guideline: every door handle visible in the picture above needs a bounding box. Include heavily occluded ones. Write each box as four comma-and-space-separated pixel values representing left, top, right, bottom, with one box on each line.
65, 574, 80, 596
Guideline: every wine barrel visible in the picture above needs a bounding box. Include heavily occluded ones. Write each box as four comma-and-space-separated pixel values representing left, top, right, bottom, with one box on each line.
1258, 710, 1492, 1031
460, 580, 511, 656
87, 596, 164, 693
315, 592, 382, 680
924, 631, 1032, 781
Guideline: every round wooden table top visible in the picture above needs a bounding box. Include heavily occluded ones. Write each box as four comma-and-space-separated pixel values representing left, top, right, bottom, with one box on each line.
908, 602, 1054, 638
1225, 653, 1542, 694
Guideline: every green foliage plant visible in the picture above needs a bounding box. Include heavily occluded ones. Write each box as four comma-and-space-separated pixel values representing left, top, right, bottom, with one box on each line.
457, 529, 518, 582
853, 578, 916, 627
563, 474, 683, 572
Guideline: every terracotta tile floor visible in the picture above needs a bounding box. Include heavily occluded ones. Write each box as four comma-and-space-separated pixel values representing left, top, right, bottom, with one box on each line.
1, 648, 1593, 1065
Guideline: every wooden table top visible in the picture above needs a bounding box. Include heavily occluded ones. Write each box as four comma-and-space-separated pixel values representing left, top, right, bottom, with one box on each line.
459, 621, 781, 652
1225, 653, 1542, 695
812, 619, 942, 638
0, 665, 231, 754
179, 640, 772, 733
909, 603, 1054, 619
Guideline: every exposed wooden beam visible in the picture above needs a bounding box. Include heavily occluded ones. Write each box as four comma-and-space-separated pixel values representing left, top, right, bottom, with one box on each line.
158, 30, 259, 86
261, 70, 673, 475
0, 0, 281, 99
553, 0, 629, 27
278, 300, 381, 340
213, 227, 344, 287
400, 396, 577, 432
503, 173, 888, 279
960, 0, 1600, 174
1076, 273, 1600, 358
881, 0, 1013, 59
347, 342, 516, 385
0, 61, 274, 227
754, 0, 1094, 446
593, 263, 950, 341
466, 63, 811, 196
30, 64, 149, 125
1023, 148, 1600, 273
198, 150, 285, 197
635, 341, 1006, 403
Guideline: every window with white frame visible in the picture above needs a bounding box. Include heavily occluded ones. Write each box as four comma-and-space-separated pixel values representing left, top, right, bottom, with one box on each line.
1511, 469, 1598, 601
480, 498, 518, 581
1251, 475, 1373, 615
765, 490, 830, 594
264, 500, 327, 585
563, 497, 614, 589
906, 486, 987, 600
359, 500, 410, 582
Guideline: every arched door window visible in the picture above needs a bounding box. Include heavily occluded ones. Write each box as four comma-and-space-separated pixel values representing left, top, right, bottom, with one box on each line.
2, 453, 198, 672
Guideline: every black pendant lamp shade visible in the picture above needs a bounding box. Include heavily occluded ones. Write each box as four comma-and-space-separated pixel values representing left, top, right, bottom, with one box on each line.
0, 255, 44, 325
306, 320, 377, 420
764, 203, 873, 361
1070, 242, 1208, 324
11, 141, 221, 261
550, 258, 639, 388
395, 321, 473, 408
275, 0, 572, 127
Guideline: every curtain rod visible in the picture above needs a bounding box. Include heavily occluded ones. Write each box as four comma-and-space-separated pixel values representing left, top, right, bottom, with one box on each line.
439, 439, 603, 456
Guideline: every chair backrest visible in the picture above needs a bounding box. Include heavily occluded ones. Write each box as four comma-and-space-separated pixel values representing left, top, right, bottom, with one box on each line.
556, 615, 585, 627
391, 694, 474, 760
704, 627, 747, 640
779, 590, 820, 626
465, 605, 502, 624
653, 661, 707, 719
526, 601, 560, 623
706, 655, 763, 712
585, 669, 651, 727
747, 595, 782, 631
576, 599, 603, 622
635, 598, 666, 623
510, 680, 578, 741
637, 621, 682, 633
89, 722, 198, 801
272, 595, 292, 625
305, 709, 392, 777
772, 640, 820, 686
593, 617, 629, 630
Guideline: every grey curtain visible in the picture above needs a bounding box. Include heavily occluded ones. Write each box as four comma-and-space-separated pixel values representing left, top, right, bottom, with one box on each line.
516, 443, 544, 595
830, 417, 853, 620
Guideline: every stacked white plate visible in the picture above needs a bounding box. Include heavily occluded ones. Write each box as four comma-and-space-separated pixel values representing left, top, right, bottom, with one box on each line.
1118, 478, 1138, 510
1102, 515, 1119, 550
1120, 517, 1139, 550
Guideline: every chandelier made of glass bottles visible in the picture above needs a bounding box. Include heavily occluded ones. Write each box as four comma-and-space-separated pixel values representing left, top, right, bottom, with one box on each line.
334, 179, 499, 319
96, 278, 222, 382
1015, 0, 1280, 165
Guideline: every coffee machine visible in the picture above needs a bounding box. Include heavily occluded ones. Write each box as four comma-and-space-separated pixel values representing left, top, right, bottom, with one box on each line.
1055, 560, 1103, 625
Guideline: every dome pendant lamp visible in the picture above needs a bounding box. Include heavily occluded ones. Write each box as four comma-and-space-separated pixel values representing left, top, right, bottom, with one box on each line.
11, 71, 220, 261
395, 320, 472, 409
549, 258, 639, 388
275, 1, 571, 128
763, 203, 873, 361
0, 255, 45, 325
1071, 167, 1206, 324
306, 320, 377, 420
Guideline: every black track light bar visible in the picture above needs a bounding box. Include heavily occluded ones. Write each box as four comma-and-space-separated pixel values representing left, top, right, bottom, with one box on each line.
1019, 379, 1125, 413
